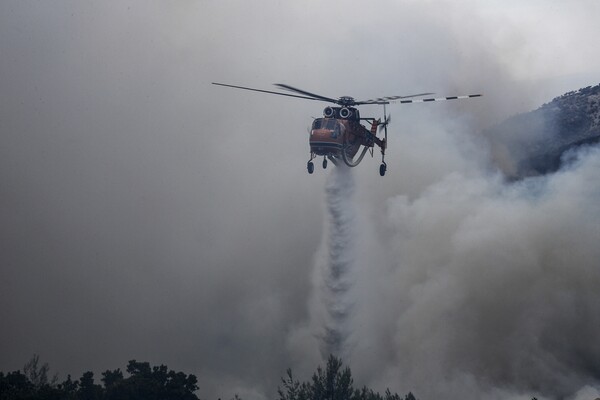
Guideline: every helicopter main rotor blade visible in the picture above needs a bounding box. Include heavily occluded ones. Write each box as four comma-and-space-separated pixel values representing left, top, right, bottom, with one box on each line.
274, 83, 339, 104
355, 93, 436, 105
391, 94, 482, 104
212, 82, 329, 102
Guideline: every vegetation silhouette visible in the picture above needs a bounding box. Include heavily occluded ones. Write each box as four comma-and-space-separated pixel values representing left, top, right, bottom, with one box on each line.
0, 354, 418, 400
278, 355, 415, 400
1, 356, 198, 400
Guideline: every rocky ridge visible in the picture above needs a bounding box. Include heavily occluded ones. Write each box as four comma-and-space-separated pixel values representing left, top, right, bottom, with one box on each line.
485, 83, 600, 178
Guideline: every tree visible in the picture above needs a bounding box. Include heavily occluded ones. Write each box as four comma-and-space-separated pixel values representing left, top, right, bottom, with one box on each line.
0, 358, 200, 400
23, 354, 57, 388
278, 368, 306, 400
101, 369, 123, 388
78, 371, 102, 400
310, 356, 354, 400
101, 360, 199, 400
100, 368, 124, 400
278, 355, 415, 400
58, 375, 79, 400
0, 370, 35, 400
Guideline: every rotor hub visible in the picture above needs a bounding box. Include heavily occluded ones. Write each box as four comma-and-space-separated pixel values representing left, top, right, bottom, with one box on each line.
338, 96, 356, 106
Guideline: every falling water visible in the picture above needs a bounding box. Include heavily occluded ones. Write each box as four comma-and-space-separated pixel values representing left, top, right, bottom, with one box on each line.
319, 165, 357, 360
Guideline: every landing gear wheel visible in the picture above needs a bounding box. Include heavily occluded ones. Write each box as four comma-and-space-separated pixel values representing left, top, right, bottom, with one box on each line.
379, 163, 387, 176
322, 158, 328, 169
307, 161, 314, 174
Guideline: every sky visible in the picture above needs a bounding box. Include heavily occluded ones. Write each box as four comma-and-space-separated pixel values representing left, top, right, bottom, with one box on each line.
1, 1, 600, 399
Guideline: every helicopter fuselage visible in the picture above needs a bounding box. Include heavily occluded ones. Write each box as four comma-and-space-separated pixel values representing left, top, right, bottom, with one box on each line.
309, 106, 383, 160
310, 118, 361, 158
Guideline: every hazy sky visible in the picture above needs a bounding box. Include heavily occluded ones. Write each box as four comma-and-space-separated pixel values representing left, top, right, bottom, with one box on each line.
1, 1, 600, 400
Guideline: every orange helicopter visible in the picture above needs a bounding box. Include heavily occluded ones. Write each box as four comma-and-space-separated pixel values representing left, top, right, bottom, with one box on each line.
212, 82, 481, 176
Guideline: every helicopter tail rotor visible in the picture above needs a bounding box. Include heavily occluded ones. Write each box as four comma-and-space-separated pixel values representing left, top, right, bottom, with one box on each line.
379, 113, 391, 132
378, 105, 389, 175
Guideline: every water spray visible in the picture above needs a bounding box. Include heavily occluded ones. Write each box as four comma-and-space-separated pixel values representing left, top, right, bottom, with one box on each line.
319, 166, 357, 360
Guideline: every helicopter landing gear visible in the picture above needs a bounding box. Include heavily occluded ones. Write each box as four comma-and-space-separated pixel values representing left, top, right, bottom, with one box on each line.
322, 157, 328, 169
307, 152, 316, 174
379, 162, 387, 176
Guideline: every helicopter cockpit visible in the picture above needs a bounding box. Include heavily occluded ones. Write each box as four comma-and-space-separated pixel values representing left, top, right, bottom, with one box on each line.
312, 118, 337, 130
311, 118, 342, 138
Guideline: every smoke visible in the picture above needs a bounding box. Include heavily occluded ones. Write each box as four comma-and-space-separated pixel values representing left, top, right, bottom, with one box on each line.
339, 142, 600, 400
3, 2, 600, 400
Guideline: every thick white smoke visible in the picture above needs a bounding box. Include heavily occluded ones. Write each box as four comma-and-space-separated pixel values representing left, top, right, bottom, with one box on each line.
344, 143, 600, 400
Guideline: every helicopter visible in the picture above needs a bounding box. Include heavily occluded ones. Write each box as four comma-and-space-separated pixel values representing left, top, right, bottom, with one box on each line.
212, 82, 481, 176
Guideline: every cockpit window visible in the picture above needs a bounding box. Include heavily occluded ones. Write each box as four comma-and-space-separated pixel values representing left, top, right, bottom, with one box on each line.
312, 118, 341, 135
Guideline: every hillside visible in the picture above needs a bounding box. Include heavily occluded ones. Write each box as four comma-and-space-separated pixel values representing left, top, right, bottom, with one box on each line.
485, 83, 600, 178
